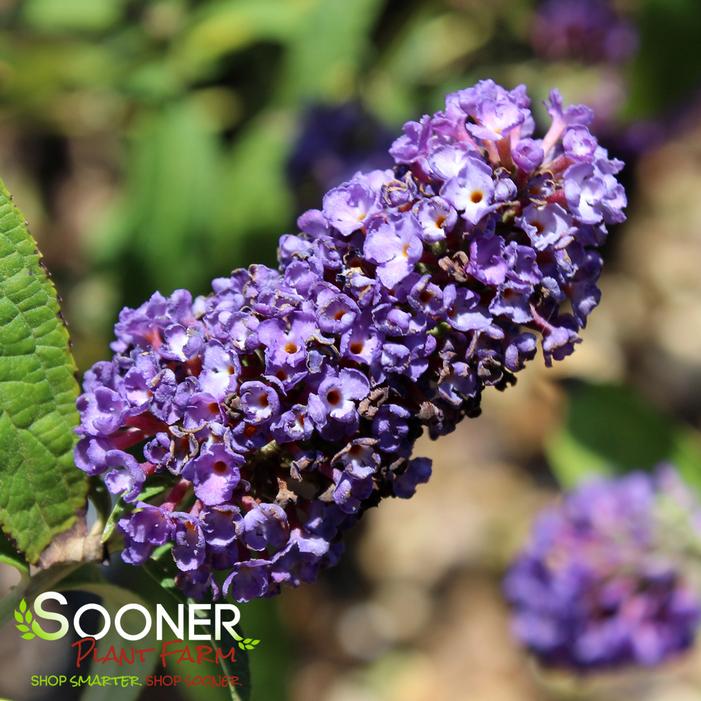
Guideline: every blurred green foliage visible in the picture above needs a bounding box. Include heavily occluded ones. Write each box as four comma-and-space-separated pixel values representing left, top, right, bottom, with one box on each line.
547, 383, 701, 491
625, 0, 701, 118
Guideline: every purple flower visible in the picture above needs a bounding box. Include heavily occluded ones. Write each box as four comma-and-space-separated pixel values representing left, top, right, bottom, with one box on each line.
440, 158, 495, 226
489, 288, 532, 324
122, 354, 159, 410
437, 362, 477, 406
160, 324, 203, 362
202, 505, 242, 550
271, 530, 334, 587
173, 515, 206, 572
462, 84, 526, 142
183, 444, 243, 506
543, 90, 594, 155
428, 144, 477, 181
389, 116, 431, 164
531, 0, 638, 64
322, 180, 378, 236
119, 505, 172, 565
239, 381, 280, 424
74, 437, 113, 475
103, 451, 147, 502
372, 404, 412, 454
519, 204, 574, 251
504, 469, 701, 670
364, 216, 423, 289
466, 233, 508, 286
563, 126, 597, 162
393, 457, 432, 498
199, 342, 240, 400
182, 392, 222, 432
413, 197, 457, 243
316, 288, 359, 335
565, 161, 627, 225
78, 80, 625, 603
77, 388, 126, 436
310, 368, 370, 425
444, 285, 493, 333
512, 139, 544, 172
339, 314, 381, 364
257, 313, 317, 368
271, 404, 314, 443
242, 504, 289, 552
333, 470, 374, 514
408, 275, 444, 317
223, 561, 270, 603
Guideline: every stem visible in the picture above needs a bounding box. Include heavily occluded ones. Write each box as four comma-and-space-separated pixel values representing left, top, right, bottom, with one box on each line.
161, 479, 191, 512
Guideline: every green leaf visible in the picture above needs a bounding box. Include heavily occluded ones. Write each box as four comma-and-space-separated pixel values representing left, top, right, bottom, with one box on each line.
625, 0, 701, 119
214, 111, 295, 267
21, 632, 35, 640
216, 622, 251, 701
91, 99, 221, 298
14, 596, 38, 639
22, 0, 125, 33
668, 428, 701, 500
235, 598, 291, 701
546, 382, 701, 490
279, 0, 385, 102
0, 179, 87, 563
0, 531, 28, 574
175, 0, 306, 79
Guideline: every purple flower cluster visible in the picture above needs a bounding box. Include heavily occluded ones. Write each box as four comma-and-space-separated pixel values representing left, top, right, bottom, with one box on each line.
504, 469, 701, 670
76, 81, 625, 602
531, 0, 638, 64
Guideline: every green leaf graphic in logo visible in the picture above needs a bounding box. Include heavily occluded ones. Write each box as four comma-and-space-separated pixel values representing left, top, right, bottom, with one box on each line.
230, 628, 261, 651
238, 637, 261, 651
14, 598, 50, 640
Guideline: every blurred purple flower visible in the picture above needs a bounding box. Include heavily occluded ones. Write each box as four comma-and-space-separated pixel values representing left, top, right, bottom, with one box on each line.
288, 101, 392, 204
504, 469, 701, 670
531, 0, 638, 64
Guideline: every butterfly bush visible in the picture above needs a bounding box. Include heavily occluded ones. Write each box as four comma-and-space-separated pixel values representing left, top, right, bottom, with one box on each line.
75, 81, 626, 602
504, 468, 701, 670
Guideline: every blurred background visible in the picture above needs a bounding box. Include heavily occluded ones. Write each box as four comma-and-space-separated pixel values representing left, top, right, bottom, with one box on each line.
2, 0, 701, 699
